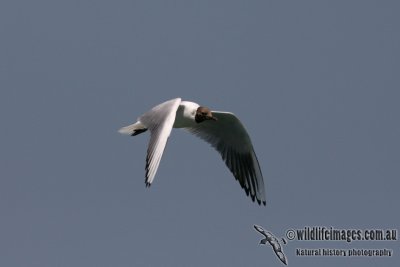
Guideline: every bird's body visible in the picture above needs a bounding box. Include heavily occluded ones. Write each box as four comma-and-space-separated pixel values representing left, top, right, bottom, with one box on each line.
173, 101, 199, 128
119, 98, 266, 205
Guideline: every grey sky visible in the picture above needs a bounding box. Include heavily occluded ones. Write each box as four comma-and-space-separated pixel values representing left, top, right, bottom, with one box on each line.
1, 1, 399, 266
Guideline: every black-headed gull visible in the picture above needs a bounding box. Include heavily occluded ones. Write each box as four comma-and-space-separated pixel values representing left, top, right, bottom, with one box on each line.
119, 98, 266, 205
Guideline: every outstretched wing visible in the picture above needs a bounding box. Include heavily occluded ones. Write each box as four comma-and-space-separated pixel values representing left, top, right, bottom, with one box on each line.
139, 98, 181, 185
186, 112, 266, 205
254, 225, 268, 237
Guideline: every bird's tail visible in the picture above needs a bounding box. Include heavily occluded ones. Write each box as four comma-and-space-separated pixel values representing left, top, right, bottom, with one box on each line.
118, 121, 147, 136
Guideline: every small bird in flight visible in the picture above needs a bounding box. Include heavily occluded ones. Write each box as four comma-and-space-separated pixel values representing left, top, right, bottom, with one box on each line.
119, 98, 266, 205
254, 225, 288, 265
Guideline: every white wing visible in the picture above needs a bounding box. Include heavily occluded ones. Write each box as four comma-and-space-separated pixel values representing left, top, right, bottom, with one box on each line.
139, 98, 181, 185
254, 225, 268, 237
254, 224, 287, 265
186, 111, 266, 205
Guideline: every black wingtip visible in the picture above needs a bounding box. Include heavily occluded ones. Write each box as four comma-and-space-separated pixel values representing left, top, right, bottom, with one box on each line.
255, 198, 266, 206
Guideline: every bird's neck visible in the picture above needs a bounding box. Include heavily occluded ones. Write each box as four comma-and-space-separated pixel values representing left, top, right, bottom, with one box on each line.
173, 101, 199, 128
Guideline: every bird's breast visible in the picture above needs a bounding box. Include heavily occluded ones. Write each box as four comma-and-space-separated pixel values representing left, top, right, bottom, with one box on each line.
173, 103, 198, 128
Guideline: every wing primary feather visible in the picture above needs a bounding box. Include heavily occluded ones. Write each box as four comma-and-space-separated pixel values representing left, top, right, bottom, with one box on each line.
246, 154, 258, 199
240, 154, 252, 195
239, 155, 253, 199
139, 98, 181, 186
185, 111, 266, 205
243, 154, 255, 199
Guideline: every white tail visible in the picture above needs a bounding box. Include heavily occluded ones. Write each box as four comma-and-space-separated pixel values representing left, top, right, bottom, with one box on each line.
118, 122, 147, 136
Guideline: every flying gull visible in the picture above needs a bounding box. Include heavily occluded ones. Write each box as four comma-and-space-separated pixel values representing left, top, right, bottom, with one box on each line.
119, 98, 266, 205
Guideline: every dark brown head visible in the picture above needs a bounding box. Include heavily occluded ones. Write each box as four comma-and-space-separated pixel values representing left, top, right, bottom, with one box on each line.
195, 106, 218, 123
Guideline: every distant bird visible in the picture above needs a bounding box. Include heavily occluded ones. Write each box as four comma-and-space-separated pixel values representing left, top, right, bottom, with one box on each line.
254, 225, 288, 265
119, 98, 266, 205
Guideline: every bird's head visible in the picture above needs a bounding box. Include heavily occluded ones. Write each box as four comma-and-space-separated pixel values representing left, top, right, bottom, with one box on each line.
259, 238, 268, 245
195, 106, 218, 123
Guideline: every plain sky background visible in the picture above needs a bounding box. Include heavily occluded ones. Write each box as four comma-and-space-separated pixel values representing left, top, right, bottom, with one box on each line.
1, 1, 399, 266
